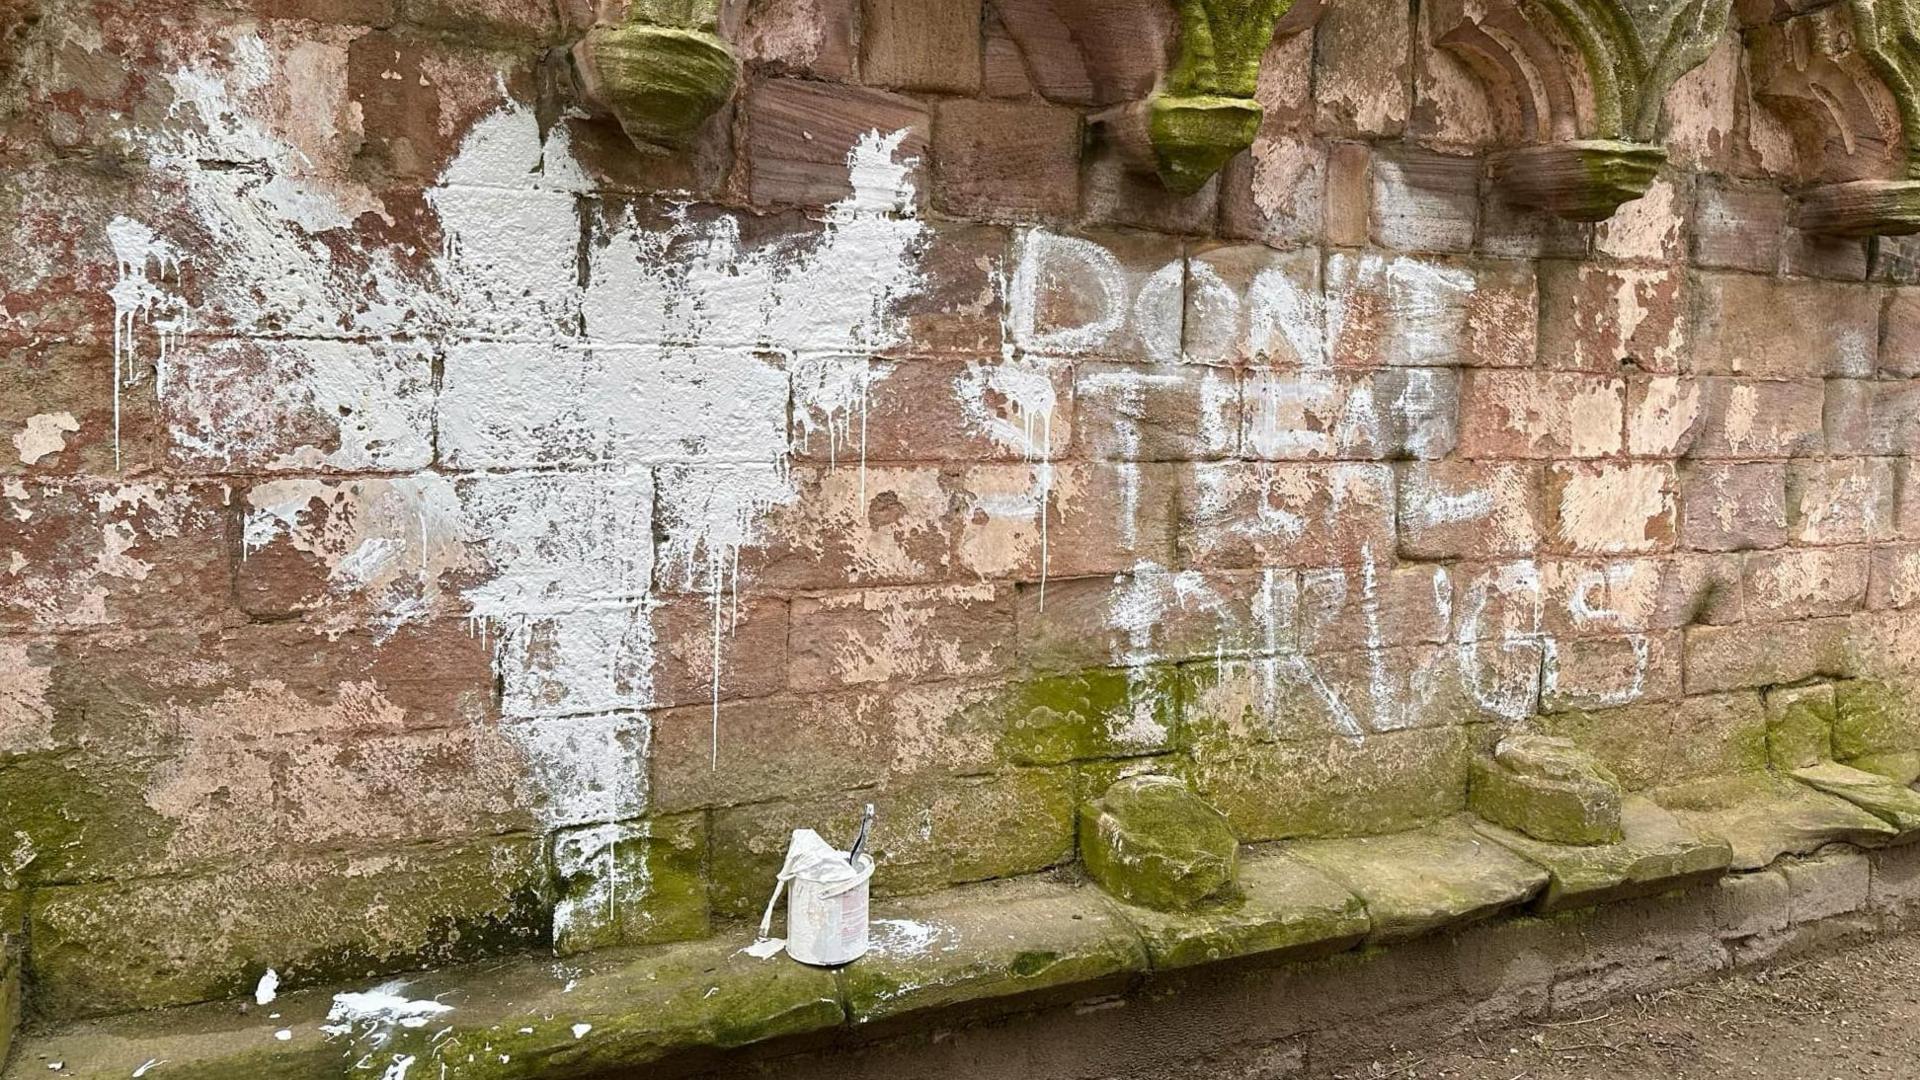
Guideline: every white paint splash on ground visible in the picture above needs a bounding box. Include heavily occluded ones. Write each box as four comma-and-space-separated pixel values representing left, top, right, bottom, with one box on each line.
320, 984, 453, 1048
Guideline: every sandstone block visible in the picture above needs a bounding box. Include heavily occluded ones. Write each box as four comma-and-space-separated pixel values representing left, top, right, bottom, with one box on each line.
1080, 775, 1240, 911
1691, 177, 1787, 272
1743, 547, 1870, 622
551, 814, 708, 956
1544, 462, 1676, 556
1538, 262, 1689, 374
1678, 461, 1786, 551
1688, 378, 1826, 458
744, 78, 930, 207
1786, 457, 1896, 544
861, 0, 982, 93
1782, 846, 1871, 924
1685, 617, 1860, 694
1326, 252, 1537, 368
1456, 371, 1625, 458
1469, 735, 1624, 845
933, 99, 1082, 220
1690, 273, 1880, 379
1283, 816, 1548, 942
1396, 461, 1540, 560
1766, 682, 1836, 771
1369, 145, 1479, 253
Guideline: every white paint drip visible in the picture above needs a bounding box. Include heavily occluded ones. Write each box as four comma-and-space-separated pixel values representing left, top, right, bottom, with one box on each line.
109, 36, 932, 849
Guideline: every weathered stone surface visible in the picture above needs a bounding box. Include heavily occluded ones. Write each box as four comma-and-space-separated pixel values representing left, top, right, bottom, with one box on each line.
1474, 796, 1732, 912
1792, 762, 1920, 834
28, 839, 551, 1019
572, 23, 739, 150
1110, 851, 1368, 970
1766, 682, 1836, 771
1469, 735, 1623, 845
551, 814, 710, 956
1654, 774, 1897, 871
1833, 679, 1920, 763
1283, 816, 1550, 942
1193, 726, 1474, 842
7, 932, 844, 1080
839, 876, 1145, 1027
1080, 775, 1240, 911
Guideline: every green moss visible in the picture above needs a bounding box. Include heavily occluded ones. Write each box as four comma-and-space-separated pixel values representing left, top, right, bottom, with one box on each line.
1191, 726, 1472, 841
1469, 737, 1623, 846
1765, 683, 1836, 771
1847, 750, 1920, 785
573, 25, 739, 150
551, 814, 709, 957
0, 755, 174, 885
1164, 0, 1299, 100
1147, 93, 1262, 196
1079, 775, 1239, 911
992, 666, 1183, 766
621, 0, 723, 30
27, 839, 551, 1020
1834, 679, 1920, 761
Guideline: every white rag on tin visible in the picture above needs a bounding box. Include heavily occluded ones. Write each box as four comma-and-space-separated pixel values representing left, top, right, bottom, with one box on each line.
752, 828, 864, 955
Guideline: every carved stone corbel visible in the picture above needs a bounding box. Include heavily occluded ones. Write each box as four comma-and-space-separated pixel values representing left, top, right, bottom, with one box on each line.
1748, 0, 1920, 235
567, 0, 742, 152
1429, 0, 1733, 220
996, 0, 1324, 195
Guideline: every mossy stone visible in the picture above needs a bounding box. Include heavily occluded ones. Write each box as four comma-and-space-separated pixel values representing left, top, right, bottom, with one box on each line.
551, 814, 709, 957
28, 839, 551, 1020
1833, 679, 1919, 762
1111, 852, 1368, 970
1847, 749, 1920, 785
1147, 93, 1262, 196
1191, 726, 1473, 841
1469, 735, 1623, 846
1490, 141, 1665, 221
838, 876, 1146, 1029
1766, 683, 1835, 771
1080, 775, 1239, 912
1282, 816, 1549, 942
1792, 762, 1920, 834
621, 0, 723, 30
993, 666, 1183, 766
1473, 796, 1731, 912
1653, 774, 1898, 871
573, 24, 739, 150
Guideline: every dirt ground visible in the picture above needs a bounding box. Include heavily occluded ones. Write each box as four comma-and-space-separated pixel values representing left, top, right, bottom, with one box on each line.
1325, 932, 1920, 1080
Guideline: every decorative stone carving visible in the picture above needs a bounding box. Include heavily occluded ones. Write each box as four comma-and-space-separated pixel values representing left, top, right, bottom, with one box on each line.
569, 0, 741, 152
994, 0, 1324, 194
1429, 0, 1733, 219
1747, 0, 1920, 235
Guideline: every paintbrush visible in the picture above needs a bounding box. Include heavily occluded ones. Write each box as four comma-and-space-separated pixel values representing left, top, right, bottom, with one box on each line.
847, 803, 875, 866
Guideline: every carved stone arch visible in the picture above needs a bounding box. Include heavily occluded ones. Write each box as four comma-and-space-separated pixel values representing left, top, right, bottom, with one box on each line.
996, 0, 1327, 194
1745, 0, 1920, 234
1428, 0, 1734, 220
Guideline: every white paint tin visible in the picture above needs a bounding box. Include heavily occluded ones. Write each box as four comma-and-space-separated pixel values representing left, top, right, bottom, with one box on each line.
785, 853, 875, 967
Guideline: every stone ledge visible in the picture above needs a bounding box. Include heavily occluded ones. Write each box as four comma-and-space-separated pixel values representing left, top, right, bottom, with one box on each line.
6, 786, 1915, 1079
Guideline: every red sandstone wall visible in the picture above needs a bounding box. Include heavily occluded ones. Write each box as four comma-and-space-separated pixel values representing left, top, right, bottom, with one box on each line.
2, 0, 1919, 1023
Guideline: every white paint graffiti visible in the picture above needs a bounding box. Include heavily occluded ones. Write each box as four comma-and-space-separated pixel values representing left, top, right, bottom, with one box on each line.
105, 36, 932, 941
